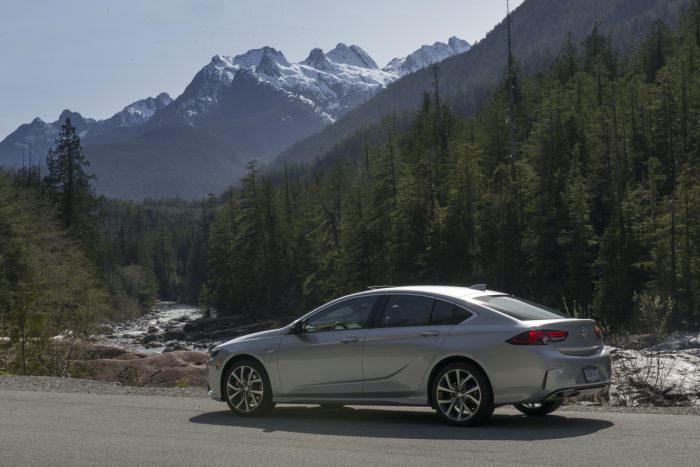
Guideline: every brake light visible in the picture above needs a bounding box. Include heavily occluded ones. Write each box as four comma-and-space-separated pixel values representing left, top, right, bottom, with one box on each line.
594, 326, 603, 341
507, 330, 569, 345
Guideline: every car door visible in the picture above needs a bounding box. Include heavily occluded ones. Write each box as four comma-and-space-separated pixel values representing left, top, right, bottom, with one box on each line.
362, 295, 469, 395
277, 295, 379, 395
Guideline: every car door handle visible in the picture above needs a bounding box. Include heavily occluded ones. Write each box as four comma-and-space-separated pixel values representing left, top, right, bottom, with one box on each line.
420, 331, 441, 337
340, 337, 359, 343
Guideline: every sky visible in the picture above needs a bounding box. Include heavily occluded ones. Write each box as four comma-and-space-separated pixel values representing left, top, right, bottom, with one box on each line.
0, 0, 524, 138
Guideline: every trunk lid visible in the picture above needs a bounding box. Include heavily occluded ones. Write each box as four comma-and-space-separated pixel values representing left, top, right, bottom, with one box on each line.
526, 318, 603, 356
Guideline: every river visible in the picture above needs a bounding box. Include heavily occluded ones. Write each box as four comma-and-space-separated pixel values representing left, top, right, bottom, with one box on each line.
93, 302, 208, 353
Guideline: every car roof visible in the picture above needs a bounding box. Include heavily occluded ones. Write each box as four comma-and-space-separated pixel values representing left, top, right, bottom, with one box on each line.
358, 285, 503, 300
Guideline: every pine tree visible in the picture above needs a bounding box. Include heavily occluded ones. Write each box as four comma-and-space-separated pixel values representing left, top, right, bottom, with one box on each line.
44, 118, 98, 246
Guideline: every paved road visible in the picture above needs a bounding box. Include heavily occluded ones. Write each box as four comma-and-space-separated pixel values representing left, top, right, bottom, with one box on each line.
0, 390, 698, 466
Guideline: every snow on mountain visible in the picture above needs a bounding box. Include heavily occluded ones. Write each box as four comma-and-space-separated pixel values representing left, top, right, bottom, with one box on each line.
175, 43, 397, 124
1, 36, 472, 197
0, 93, 172, 166
384, 36, 471, 77
2, 36, 470, 160
114, 92, 173, 127
173, 37, 471, 126
326, 43, 379, 68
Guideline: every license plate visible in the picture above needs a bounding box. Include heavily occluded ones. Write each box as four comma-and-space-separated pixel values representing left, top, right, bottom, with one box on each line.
583, 366, 600, 382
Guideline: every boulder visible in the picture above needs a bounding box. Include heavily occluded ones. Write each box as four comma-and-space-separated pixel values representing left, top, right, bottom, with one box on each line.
73, 351, 208, 387
142, 334, 159, 344
162, 327, 186, 341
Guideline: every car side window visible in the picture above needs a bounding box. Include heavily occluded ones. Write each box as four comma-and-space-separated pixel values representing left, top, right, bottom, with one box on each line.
431, 300, 472, 325
380, 295, 434, 327
305, 296, 377, 333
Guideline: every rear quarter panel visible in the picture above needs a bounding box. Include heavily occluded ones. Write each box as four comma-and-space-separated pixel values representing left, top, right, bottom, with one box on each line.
425, 309, 611, 405
429, 322, 544, 404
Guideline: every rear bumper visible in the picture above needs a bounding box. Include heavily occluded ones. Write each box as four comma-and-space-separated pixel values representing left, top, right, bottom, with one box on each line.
489, 346, 612, 405
543, 383, 609, 401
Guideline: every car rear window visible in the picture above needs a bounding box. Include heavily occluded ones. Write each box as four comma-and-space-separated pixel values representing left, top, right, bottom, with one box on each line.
474, 295, 569, 321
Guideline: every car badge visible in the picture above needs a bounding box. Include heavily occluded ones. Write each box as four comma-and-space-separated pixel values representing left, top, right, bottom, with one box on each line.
581, 328, 588, 338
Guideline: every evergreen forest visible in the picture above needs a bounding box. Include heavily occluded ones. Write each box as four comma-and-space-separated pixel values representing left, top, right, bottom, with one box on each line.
204, 9, 700, 330
2, 2, 700, 368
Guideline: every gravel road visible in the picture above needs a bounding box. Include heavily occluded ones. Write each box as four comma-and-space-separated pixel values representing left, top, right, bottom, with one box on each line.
1, 375, 699, 466
0, 375, 207, 398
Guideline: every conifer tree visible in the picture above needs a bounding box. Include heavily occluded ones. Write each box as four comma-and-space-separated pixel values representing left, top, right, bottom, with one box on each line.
44, 118, 97, 246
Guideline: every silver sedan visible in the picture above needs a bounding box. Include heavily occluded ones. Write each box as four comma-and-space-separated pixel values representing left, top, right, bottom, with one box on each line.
207, 285, 611, 426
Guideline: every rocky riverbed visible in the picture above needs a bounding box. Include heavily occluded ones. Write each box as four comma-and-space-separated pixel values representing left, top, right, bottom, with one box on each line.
93, 302, 286, 354
93, 303, 207, 353
71, 303, 289, 388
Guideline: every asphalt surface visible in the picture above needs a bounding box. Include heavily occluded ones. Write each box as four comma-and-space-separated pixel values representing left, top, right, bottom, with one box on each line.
0, 390, 698, 466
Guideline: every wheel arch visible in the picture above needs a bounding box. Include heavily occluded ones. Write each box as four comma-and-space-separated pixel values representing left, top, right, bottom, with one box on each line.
426, 355, 494, 408
219, 353, 269, 400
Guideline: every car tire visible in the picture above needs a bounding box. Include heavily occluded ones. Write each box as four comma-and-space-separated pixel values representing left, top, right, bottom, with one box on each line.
223, 359, 274, 416
513, 400, 564, 416
432, 362, 494, 426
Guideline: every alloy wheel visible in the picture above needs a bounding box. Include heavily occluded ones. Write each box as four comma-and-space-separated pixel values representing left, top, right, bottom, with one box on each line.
226, 365, 264, 413
435, 368, 482, 422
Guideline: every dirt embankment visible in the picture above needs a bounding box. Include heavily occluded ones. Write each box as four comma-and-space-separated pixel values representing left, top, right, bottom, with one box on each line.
68, 347, 208, 388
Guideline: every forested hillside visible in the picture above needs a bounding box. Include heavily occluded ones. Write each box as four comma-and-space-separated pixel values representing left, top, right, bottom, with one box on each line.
204, 3, 700, 330
274, 0, 689, 170
0, 123, 210, 373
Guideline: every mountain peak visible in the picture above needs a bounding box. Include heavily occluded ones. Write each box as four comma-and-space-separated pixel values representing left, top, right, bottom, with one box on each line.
58, 109, 74, 121
57, 109, 90, 126
383, 36, 471, 77
156, 92, 173, 104
301, 47, 333, 70
327, 43, 378, 69
116, 92, 174, 127
232, 46, 289, 69
304, 47, 325, 62
211, 54, 232, 67
447, 36, 471, 53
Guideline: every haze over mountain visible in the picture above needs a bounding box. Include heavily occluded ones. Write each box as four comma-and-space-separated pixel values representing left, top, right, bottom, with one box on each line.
0, 37, 469, 199
0, 93, 173, 169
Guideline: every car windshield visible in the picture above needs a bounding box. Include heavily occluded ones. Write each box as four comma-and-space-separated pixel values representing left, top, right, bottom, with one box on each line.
474, 295, 570, 321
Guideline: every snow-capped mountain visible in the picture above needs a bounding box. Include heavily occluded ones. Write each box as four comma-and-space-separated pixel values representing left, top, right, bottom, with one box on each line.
107, 92, 173, 128
170, 43, 396, 126
0, 36, 470, 199
384, 37, 471, 77
167, 37, 469, 126
0, 93, 172, 166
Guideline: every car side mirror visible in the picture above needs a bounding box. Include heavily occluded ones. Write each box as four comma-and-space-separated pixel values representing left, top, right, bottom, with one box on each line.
291, 320, 305, 335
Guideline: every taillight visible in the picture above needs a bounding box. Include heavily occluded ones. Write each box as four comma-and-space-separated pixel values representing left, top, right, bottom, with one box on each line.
594, 326, 603, 341
507, 330, 568, 345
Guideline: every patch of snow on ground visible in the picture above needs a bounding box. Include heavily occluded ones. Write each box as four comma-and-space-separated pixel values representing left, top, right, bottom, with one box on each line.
608, 331, 700, 406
